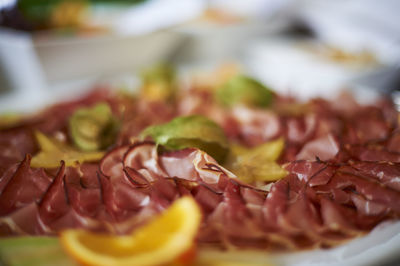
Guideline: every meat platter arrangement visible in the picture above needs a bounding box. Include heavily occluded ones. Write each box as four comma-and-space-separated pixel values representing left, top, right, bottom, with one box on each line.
1, 64, 399, 265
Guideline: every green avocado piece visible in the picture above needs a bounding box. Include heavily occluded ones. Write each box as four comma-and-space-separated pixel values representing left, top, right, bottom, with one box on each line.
141, 115, 229, 163
216, 75, 274, 108
69, 102, 119, 151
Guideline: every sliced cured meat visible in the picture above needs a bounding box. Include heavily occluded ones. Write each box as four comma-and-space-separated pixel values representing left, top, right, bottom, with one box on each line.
192, 185, 223, 213
284, 160, 326, 182
286, 114, 316, 144
192, 150, 236, 185
79, 163, 101, 189
123, 142, 166, 180
0, 164, 18, 194
0, 203, 48, 235
0, 128, 37, 175
100, 145, 130, 179
0, 155, 51, 216
231, 106, 281, 146
98, 172, 150, 221
387, 132, 400, 153
350, 194, 389, 216
296, 134, 339, 161
348, 161, 400, 191
308, 166, 335, 187
263, 179, 289, 230
319, 197, 357, 234
346, 145, 400, 162
38, 163, 69, 224
160, 149, 198, 181
331, 172, 400, 213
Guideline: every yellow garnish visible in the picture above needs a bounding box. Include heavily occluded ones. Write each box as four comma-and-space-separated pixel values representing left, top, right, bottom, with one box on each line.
31, 131, 104, 168
140, 63, 176, 102
228, 138, 287, 183
0, 113, 22, 129
60, 196, 201, 266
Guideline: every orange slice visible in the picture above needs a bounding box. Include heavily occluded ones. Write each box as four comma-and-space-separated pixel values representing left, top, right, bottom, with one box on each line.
60, 197, 202, 266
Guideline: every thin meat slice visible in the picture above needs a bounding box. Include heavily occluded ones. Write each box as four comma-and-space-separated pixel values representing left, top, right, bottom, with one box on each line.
0, 164, 18, 194
296, 134, 339, 161
349, 161, 400, 191
100, 145, 130, 179
0, 203, 49, 235
286, 114, 316, 144
347, 145, 400, 163
98, 173, 150, 221
123, 142, 166, 181
38, 163, 69, 225
308, 166, 336, 187
192, 185, 223, 213
387, 132, 400, 153
319, 197, 358, 234
284, 160, 327, 182
0, 155, 51, 216
0, 128, 37, 175
350, 194, 389, 216
331, 172, 400, 213
232, 107, 282, 146
160, 149, 198, 181
263, 179, 289, 230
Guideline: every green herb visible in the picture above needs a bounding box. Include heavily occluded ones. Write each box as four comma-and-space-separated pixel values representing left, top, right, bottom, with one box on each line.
216, 75, 274, 108
69, 102, 119, 151
141, 115, 229, 163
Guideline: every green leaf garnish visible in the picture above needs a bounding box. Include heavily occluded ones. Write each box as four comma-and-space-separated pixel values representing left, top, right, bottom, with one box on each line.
141, 115, 229, 163
216, 75, 274, 108
69, 103, 119, 151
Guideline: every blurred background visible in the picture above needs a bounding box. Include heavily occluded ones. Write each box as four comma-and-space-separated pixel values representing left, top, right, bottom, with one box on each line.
0, 0, 400, 112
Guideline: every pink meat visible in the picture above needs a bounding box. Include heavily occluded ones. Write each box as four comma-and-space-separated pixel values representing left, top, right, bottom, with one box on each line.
0, 155, 51, 216
296, 134, 339, 161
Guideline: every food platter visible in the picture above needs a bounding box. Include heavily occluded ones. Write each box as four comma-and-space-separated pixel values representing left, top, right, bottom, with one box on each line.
1, 63, 400, 266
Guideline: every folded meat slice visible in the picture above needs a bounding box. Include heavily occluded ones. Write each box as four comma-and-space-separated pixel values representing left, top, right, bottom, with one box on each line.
160, 149, 198, 181
38, 162, 69, 225
98, 172, 150, 222
350, 194, 389, 216
331, 172, 400, 214
286, 114, 317, 144
100, 145, 130, 179
231, 106, 282, 146
123, 142, 167, 181
0, 203, 48, 235
347, 145, 400, 163
160, 147, 236, 187
263, 179, 289, 230
349, 161, 400, 192
0, 155, 51, 216
319, 197, 358, 234
296, 134, 339, 161
0, 128, 37, 175
284, 160, 327, 182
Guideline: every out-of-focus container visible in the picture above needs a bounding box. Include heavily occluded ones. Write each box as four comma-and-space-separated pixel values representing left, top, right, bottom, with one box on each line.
0, 27, 183, 93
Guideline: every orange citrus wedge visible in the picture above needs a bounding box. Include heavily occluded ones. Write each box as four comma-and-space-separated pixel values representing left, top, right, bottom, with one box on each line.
60, 197, 202, 266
